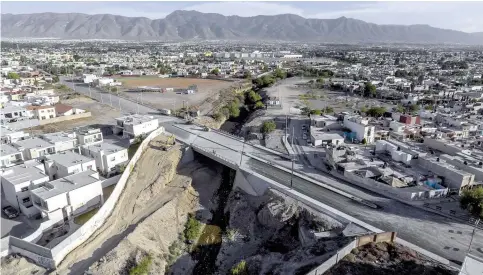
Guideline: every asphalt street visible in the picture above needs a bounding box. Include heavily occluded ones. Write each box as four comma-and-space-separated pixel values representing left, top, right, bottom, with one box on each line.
59, 77, 483, 264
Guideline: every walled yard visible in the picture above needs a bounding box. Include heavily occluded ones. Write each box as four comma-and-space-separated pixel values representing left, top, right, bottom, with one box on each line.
29, 96, 121, 135
116, 76, 237, 113
325, 241, 458, 275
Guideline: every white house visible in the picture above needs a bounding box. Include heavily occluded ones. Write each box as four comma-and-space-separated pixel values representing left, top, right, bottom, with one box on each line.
12, 137, 56, 160
26, 105, 56, 121
1, 160, 49, 217
82, 142, 129, 177
54, 104, 86, 117
113, 114, 159, 139
30, 170, 103, 221
40, 131, 78, 153
0, 126, 29, 144
343, 115, 375, 144
43, 151, 96, 180
74, 127, 103, 146
0, 106, 30, 122
0, 144, 24, 168
311, 131, 345, 147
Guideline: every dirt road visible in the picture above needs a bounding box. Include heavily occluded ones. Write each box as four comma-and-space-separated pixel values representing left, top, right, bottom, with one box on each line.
55, 135, 185, 274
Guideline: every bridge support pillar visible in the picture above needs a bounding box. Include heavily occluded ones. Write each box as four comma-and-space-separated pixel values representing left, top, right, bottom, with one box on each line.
234, 168, 268, 196
180, 146, 195, 165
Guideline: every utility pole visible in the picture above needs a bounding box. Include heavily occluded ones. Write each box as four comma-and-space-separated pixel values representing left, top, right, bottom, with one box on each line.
109, 93, 112, 107
468, 218, 480, 253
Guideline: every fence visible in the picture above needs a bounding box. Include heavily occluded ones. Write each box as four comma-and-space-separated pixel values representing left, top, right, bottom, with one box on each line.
38, 112, 91, 125
307, 232, 397, 275
50, 127, 164, 265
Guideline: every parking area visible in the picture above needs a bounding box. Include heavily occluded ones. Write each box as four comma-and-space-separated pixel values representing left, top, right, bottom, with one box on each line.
1, 195, 38, 238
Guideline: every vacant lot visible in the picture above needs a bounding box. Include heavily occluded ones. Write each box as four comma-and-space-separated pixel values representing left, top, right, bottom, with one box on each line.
115, 77, 236, 113
30, 96, 121, 135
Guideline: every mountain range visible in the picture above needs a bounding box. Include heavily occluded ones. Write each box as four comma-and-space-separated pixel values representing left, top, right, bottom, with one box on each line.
2, 10, 483, 44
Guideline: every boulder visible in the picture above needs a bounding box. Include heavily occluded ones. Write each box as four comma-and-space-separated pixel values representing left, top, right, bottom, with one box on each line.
257, 199, 298, 230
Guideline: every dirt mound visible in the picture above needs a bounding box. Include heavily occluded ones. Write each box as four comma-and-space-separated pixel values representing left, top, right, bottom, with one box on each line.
0, 255, 47, 275
325, 242, 457, 275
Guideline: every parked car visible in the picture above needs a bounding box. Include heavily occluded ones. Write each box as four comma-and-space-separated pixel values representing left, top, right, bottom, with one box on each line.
2, 206, 19, 219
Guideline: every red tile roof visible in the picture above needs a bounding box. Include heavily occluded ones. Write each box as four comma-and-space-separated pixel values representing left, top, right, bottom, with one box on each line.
54, 104, 73, 114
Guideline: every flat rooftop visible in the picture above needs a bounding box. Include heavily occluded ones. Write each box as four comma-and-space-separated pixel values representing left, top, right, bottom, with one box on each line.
46, 151, 94, 167
13, 137, 54, 149
41, 132, 76, 143
84, 142, 127, 154
1, 161, 48, 185
0, 144, 21, 156
31, 170, 99, 200
115, 114, 157, 126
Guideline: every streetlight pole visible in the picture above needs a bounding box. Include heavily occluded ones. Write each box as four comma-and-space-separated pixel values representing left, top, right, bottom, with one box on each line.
468, 218, 480, 254
290, 126, 295, 188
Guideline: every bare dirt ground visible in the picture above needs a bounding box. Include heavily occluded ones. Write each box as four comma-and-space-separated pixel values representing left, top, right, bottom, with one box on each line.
116, 77, 236, 112
325, 242, 458, 275
53, 134, 186, 274
30, 96, 121, 135
0, 256, 46, 275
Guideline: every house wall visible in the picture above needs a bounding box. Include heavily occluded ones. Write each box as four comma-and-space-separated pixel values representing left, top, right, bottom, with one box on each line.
103, 150, 128, 175
53, 140, 77, 153
131, 120, 159, 137
343, 118, 375, 143
38, 112, 91, 126
68, 181, 102, 213
417, 157, 475, 189
45, 194, 69, 213
423, 138, 464, 155
1, 179, 20, 209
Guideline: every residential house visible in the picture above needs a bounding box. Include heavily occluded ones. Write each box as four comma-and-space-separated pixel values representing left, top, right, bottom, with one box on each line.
12, 137, 56, 160
26, 105, 56, 121
343, 115, 376, 143
40, 131, 78, 153
74, 127, 103, 146
82, 142, 128, 177
43, 151, 96, 180
1, 160, 49, 217
0, 126, 29, 144
0, 144, 24, 168
30, 170, 103, 221
113, 114, 159, 139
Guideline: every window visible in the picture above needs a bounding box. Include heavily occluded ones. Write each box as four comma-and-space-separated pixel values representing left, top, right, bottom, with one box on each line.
21, 187, 29, 192
23, 197, 30, 203
50, 115, 54, 118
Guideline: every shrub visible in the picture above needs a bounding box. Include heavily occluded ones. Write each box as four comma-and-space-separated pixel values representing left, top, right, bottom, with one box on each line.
129, 255, 152, 275
254, 101, 265, 109
261, 120, 276, 134
213, 112, 224, 122
231, 260, 248, 275
184, 213, 202, 241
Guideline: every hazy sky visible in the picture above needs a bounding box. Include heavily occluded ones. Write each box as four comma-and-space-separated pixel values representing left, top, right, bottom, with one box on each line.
2, 1, 482, 33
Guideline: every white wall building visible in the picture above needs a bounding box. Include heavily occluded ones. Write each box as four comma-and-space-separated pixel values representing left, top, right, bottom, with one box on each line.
74, 127, 103, 146
82, 142, 128, 177
43, 151, 96, 181
12, 137, 56, 160
40, 132, 78, 153
1, 160, 49, 217
0, 144, 24, 168
30, 170, 103, 221
343, 115, 375, 143
113, 115, 159, 138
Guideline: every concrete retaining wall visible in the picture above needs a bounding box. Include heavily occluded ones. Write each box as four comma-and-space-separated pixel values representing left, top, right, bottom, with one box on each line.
306, 239, 357, 275
9, 236, 55, 269
38, 112, 91, 125
50, 127, 164, 265
101, 174, 121, 188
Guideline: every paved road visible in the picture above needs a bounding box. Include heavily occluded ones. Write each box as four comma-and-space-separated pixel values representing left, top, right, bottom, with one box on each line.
61, 77, 483, 264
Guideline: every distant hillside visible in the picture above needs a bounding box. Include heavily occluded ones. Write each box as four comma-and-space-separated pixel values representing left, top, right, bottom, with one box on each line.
1, 10, 482, 44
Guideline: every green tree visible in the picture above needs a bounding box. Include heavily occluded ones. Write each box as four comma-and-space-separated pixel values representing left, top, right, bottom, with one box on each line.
7, 72, 20, 79
228, 101, 240, 118
246, 90, 262, 104
273, 68, 287, 79
129, 255, 152, 275
395, 104, 405, 113
460, 187, 483, 219
33, 79, 39, 87
73, 54, 81, 62
213, 112, 224, 122
310, 109, 322, 115
211, 68, 220, 75
360, 106, 368, 114
261, 120, 276, 134
254, 101, 265, 109
409, 104, 420, 113
325, 106, 334, 114
363, 82, 377, 98
361, 138, 367, 145
52, 75, 60, 83
243, 70, 252, 79
366, 106, 386, 117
